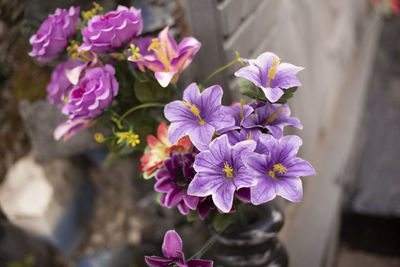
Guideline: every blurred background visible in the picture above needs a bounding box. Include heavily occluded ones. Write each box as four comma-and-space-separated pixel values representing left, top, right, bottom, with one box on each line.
0, 0, 399, 266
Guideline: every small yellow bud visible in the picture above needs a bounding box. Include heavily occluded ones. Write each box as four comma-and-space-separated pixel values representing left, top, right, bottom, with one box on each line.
94, 133, 105, 143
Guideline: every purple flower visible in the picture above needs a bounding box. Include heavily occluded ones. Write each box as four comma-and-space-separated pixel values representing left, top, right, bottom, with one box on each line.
62, 64, 118, 120
242, 135, 316, 205
242, 102, 302, 139
226, 128, 268, 154
217, 101, 253, 135
154, 152, 201, 215
79, 5, 142, 53
128, 27, 201, 87
235, 52, 303, 102
164, 83, 235, 151
145, 230, 213, 267
187, 135, 257, 213
47, 60, 83, 108
29, 6, 80, 61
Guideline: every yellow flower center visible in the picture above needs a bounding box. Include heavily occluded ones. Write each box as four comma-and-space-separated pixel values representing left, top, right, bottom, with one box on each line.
148, 38, 170, 70
267, 57, 280, 88
183, 99, 206, 126
268, 163, 287, 179
264, 108, 284, 126
115, 130, 140, 147
222, 162, 234, 178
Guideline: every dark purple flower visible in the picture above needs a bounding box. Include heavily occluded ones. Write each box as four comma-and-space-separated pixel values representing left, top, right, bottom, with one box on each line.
154, 152, 201, 215
216, 101, 253, 135
187, 135, 257, 213
47, 60, 82, 108
242, 135, 316, 205
79, 5, 143, 53
164, 83, 235, 151
226, 128, 268, 154
29, 6, 80, 61
242, 102, 302, 139
62, 64, 118, 120
145, 230, 213, 267
235, 52, 303, 102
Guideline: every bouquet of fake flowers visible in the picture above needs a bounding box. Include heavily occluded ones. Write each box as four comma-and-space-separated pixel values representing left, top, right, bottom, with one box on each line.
29, 3, 316, 266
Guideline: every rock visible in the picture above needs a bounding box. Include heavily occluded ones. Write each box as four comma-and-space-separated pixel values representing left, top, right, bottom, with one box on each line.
0, 153, 95, 255
19, 100, 102, 162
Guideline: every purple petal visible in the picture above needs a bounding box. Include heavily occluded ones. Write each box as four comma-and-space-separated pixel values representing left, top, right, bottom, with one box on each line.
187, 173, 225, 196
188, 259, 214, 267
275, 177, 303, 202
167, 121, 189, 145
235, 188, 251, 202
177, 202, 190, 215
182, 194, 199, 210
162, 230, 183, 259
286, 157, 316, 177
154, 177, 173, 193
271, 62, 303, 89
165, 188, 183, 208
212, 181, 236, 213
145, 256, 174, 266
234, 65, 263, 89
186, 123, 215, 151
250, 176, 277, 205
193, 151, 218, 173
260, 86, 284, 103
242, 151, 268, 175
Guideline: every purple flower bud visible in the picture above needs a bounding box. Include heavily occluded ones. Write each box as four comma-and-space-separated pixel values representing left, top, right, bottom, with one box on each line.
47, 60, 83, 108
79, 5, 143, 53
29, 7, 81, 62
62, 64, 118, 120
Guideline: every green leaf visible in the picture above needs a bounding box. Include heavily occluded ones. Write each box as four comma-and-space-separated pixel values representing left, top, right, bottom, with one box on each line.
134, 78, 171, 103
237, 79, 267, 101
276, 86, 298, 104
187, 210, 199, 222
212, 212, 235, 232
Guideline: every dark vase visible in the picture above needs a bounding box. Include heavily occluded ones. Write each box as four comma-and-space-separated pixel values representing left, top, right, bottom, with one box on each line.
208, 203, 288, 267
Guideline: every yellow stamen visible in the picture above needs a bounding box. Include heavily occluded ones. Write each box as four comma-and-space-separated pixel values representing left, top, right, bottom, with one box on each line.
128, 44, 142, 61
94, 133, 105, 143
240, 98, 245, 120
268, 163, 287, 179
246, 131, 252, 140
67, 41, 80, 60
183, 99, 206, 126
148, 38, 170, 69
265, 108, 284, 125
267, 57, 280, 88
115, 130, 140, 147
222, 162, 234, 178
82, 2, 104, 21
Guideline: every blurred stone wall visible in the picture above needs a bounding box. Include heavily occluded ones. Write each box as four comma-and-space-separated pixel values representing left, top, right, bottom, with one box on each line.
182, 1, 381, 267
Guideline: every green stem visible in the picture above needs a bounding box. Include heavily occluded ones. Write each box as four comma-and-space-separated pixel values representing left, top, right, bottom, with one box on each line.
202, 51, 244, 85
118, 103, 165, 123
187, 234, 217, 260
187, 223, 231, 260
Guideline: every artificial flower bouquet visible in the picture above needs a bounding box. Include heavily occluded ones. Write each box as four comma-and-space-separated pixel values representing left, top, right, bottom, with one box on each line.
29, 3, 315, 266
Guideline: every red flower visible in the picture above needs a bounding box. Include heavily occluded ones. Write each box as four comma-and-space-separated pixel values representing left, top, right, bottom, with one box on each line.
139, 122, 191, 178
